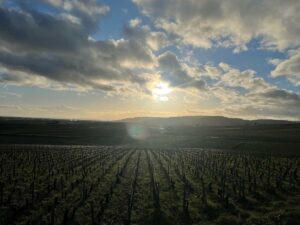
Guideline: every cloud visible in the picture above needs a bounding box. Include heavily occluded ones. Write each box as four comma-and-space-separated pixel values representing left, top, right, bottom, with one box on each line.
238, 88, 300, 119
168, 61, 271, 94
200, 65, 222, 79
0, 7, 86, 52
156, 53, 271, 94
211, 67, 300, 115
201, 86, 300, 120
18, 0, 109, 31
177, 61, 300, 120
271, 49, 300, 86
251, 88, 300, 107
157, 51, 206, 89
219, 64, 271, 91
124, 18, 168, 51
0, 2, 156, 93
133, 0, 300, 51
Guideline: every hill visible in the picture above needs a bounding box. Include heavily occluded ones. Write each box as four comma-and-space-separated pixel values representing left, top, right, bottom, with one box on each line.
118, 116, 295, 127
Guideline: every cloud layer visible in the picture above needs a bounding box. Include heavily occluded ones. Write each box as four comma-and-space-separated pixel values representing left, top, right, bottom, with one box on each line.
271, 49, 300, 86
0, 1, 156, 93
134, 0, 300, 52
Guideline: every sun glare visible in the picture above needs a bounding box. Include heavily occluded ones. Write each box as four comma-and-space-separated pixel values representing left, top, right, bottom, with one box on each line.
152, 82, 171, 101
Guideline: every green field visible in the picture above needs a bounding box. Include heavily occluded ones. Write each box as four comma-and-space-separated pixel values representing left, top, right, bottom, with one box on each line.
0, 145, 299, 225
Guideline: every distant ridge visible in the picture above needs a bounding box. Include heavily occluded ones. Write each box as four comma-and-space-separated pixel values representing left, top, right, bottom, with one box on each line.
118, 116, 296, 127
0, 116, 297, 127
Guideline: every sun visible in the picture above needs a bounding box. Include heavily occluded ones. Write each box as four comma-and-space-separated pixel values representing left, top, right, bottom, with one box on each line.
152, 82, 171, 101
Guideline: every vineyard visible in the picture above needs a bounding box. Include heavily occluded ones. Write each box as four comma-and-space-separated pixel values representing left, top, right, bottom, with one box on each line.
0, 145, 299, 225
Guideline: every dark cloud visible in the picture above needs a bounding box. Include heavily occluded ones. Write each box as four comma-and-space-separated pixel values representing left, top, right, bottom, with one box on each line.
0, 7, 86, 52
243, 89, 300, 119
0, 0, 205, 94
158, 51, 190, 85
124, 19, 168, 50
12, 0, 109, 31
0, 2, 155, 92
258, 89, 300, 105
158, 51, 206, 89
189, 80, 206, 90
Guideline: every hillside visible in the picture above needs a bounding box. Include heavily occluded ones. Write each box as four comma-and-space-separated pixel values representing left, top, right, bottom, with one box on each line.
119, 116, 295, 127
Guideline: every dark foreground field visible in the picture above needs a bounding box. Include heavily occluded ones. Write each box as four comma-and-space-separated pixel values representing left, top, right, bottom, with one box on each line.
0, 118, 299, 224
0, 145, 299, 225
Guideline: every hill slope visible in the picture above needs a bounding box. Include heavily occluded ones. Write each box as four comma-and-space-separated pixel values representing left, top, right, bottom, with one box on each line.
119, 116, 295, 127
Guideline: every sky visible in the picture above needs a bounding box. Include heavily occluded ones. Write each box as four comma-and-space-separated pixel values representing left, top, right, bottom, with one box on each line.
1, 0, 300, 121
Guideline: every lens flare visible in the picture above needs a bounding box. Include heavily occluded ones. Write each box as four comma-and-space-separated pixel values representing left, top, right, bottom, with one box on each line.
126, 123, 149, 140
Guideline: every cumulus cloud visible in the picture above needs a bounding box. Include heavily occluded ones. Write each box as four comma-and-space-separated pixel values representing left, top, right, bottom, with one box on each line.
0, 7, 87, 52
156, 52, 272, 94
0, 1, 156, 93
257, 89, 300, 105
240, 88, 300, 119
0, 0, 207, 96
212, 66, 300, 112
271, 49, 300, 86
199, 65, 222, 79
19, 0, 109, 30
178, 61, 300, 120
133, 0, 300, 51
202, 86, 300, 120
172, 61, 271, 93
124, 18, 168, 51
219, 64, 271, 91
157, 51, 206, 90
